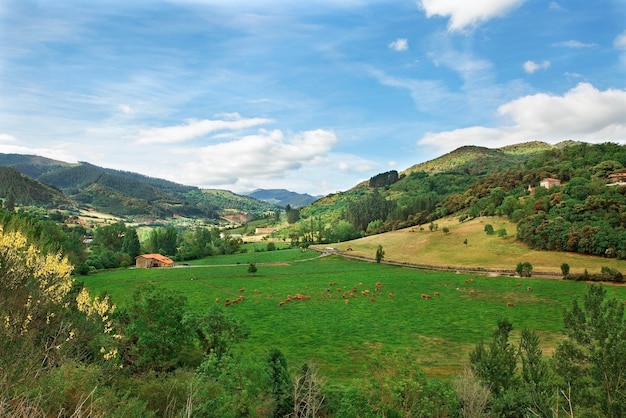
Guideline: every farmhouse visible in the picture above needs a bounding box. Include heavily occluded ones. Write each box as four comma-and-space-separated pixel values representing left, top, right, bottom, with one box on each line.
135, 253, 174, 268
539, 178, 561, 189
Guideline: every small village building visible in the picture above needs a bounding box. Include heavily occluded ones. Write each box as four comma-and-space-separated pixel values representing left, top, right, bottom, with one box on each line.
135, 253, 174, 268
539, 178, 562, 189
255, 227, 276, 234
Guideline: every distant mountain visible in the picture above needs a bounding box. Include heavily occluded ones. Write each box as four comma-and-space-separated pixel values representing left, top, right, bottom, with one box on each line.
0, 153, 280, 220
246, 189, 320, 208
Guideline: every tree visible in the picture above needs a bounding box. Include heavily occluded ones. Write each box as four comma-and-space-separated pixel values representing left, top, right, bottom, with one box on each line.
555, 284, 626, 417
267, 348, 293, 418
184, 306, 249, 360
121, 227, 141, 259
469, 318, 518, 396
516, 261, 533, 277
121, 285, 192, 372
484, 224, 494, 235
375, 245, 384, 263
453, 368, 491, 418
285, 204, 300, 224
561, 263, 570, 278
292, 362, 325, 418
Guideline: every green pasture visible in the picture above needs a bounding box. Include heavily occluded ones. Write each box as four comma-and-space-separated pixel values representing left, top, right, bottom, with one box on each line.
82, 250, 626, 385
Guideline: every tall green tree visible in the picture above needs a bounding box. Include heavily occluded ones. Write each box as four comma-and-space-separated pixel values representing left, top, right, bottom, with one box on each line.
267, 348, 293, 418
121, 227, 141, 259
469, 319, 518, 396
554, 284, 626, 417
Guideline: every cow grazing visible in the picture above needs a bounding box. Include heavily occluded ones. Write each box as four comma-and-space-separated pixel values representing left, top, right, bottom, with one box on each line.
507, 302, 515, 307
469, 290, 476, 295
433, 292, 440, 297
421, 293, 432, 299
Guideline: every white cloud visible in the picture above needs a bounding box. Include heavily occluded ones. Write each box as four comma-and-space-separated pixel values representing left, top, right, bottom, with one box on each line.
523, 60, 551, 74
419, 0, 526, 32
174, 128, 338, 187
368, 67, 459, 113
553, 40, 596, 48
615, 31, 626, 50
118, 104, 134, 115
136, 115, 274, 144
549, 2, 565, 11
418, 83, 626, 152
388, 38, 409, 51
0, 133, 17, 143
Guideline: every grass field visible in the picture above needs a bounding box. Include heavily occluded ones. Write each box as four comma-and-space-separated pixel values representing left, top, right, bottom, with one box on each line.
82, 247, 626, 385
327, 216, 626, 275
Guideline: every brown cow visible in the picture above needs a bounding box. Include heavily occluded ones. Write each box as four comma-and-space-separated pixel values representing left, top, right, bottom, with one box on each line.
507, 302, 515, 307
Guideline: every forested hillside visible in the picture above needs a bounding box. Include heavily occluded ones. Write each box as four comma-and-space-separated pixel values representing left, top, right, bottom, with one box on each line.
0, 153, 279, 220
285, 141, 626, 259
0, 166, 73, 208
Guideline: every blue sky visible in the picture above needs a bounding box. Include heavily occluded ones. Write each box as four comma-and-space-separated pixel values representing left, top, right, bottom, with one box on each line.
1, 0, 626, 195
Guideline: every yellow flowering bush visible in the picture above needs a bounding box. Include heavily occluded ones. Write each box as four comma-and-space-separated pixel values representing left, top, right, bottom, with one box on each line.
0, 226, 119, 366
0, 227, 73, 338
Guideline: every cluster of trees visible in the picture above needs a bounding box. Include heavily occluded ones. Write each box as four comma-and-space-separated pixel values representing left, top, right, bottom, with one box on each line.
466, 285, 626, 417
82, 222, 245, 272
368, 170, 399, 188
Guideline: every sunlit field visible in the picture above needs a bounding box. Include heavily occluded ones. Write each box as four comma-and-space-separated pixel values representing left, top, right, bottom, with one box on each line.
82, 248, 626, 384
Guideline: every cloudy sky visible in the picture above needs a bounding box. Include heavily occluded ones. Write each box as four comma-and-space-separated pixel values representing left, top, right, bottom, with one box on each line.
1, 1, 626, 195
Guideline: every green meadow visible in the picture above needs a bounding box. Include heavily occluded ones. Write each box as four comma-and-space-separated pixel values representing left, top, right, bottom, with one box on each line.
81, 248, 626, 385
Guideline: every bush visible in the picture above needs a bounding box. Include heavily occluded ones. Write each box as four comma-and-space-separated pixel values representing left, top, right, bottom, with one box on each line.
516, 262, 533, 277
484, 224, 494, 235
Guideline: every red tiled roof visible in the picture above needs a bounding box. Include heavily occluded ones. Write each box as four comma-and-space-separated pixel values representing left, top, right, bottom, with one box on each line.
135, 253, 174, 264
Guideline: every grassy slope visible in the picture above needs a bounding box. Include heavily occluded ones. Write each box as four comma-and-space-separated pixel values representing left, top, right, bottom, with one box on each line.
325, 216, 626, 275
